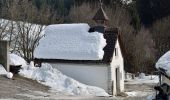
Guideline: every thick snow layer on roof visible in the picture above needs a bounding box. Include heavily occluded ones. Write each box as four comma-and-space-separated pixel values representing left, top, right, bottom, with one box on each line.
156, 51, 170, 69
34, 23, 106, 60
156, 51, 170, 76
10, 53, 27, 66
19, 63, 109, 96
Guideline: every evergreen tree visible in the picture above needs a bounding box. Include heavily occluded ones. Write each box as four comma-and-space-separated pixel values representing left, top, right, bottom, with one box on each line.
137, 0, 170, 26
128, 2, 141, 32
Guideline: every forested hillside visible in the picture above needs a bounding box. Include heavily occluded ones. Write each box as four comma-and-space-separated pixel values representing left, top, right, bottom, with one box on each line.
0, 0, 170, 74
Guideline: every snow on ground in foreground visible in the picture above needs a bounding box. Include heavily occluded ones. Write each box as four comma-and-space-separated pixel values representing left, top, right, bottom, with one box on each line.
126, 91, 151, 97
0, 65, 13, 79
125, 73, 158, 98
19, 63, 109, 96
9, 53, 27, 66
146, 93, 156, 100
34, 23, 106, 60
0, 53, 26, 77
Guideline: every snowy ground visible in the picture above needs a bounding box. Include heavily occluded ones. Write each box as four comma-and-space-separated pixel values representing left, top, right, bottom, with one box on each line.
125, 75, 159, 85
124, 74, 159, 99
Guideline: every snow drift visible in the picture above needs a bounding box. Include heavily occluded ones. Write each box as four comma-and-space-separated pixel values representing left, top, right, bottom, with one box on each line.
34, 23, 106, 60
0, 64, 13, 79
19, 63, 109, 96
10, 53, 27, 66
0, 64, 7, 75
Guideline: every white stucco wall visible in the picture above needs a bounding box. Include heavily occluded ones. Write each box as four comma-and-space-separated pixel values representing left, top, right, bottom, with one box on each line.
110, 39, 124, 95
50, 63, 109, 92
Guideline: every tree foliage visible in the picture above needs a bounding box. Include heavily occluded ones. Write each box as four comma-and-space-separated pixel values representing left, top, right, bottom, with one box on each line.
151, 16, 170, 60
136, 0, 170, 26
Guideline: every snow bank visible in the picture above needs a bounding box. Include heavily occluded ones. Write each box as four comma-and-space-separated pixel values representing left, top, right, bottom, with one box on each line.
9, 53, 27, 66
19, 63, 109, 96
0, 64, 7, 75
34, 23, 106, 60
6, 72, 13, 79
0, 64, 13, 79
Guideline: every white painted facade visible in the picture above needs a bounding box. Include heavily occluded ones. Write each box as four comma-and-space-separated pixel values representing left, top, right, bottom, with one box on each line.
48, 39, 124, 95
110, 39, 124, 95
51, 63, 109, 92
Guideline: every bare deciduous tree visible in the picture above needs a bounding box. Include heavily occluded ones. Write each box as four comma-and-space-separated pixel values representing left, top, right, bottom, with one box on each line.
151, 16, 170, 60
2, 0, 46, 62
0, 19, 9, 39
133, 27, 155, 73
16, 22, 45, 62
105, 5, 137, 73
69, 3, 97, 25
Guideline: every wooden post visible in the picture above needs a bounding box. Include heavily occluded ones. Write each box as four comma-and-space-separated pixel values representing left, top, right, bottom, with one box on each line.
0, 40, 9, 72
159, 72, 161, 85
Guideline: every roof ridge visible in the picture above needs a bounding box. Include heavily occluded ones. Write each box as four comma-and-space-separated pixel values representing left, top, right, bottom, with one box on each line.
93, 6, 109, 21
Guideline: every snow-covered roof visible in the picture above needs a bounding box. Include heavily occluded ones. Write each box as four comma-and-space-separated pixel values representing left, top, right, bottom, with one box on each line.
156, 51, 170, 70
93, 7, 109, 21
34, 23, 106, 60
156, 51, 170, 76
